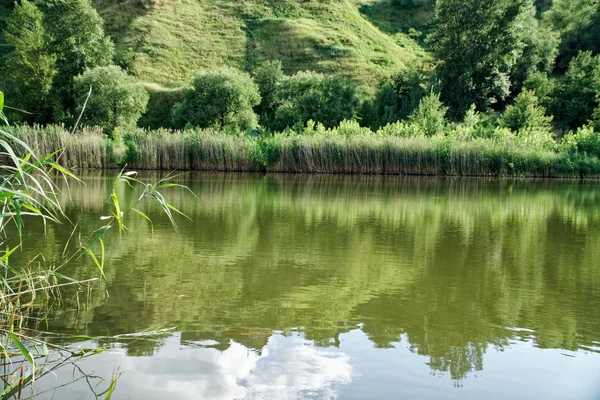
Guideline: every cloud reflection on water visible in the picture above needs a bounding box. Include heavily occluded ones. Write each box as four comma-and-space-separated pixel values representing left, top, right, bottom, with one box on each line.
64, 332, 353, 400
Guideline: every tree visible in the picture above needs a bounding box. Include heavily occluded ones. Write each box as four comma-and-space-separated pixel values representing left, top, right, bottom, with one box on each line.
408, 92, 448, 136
252, 61, 284, 127
429, 0, 530, 118
2, 0, 56, 123
74, 66, 149, 136
370, 67, 429, 128
510, 4, 559, 92
172, 68, 261, 131
552, 51, 600, 129
271, 72, 361, 131
543, 0, 600, 70
523, 71, 556, 110
499, 89, 553, 131
39, 0, 114, 121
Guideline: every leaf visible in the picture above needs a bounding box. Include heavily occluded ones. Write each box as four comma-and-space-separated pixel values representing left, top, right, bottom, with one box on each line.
12, 199, 22, 242
100, 238, 105, 275
155, 183, 198, 198
0, 245, 19, 262
132, 208, 154, 234
0, 91, 3, 113
9, 331, 35, 367
86, 225, 111, 250
87, 248, 105, 279
111, 191, 123, 232
167, 203, 191, 221
48, 162, 82, 182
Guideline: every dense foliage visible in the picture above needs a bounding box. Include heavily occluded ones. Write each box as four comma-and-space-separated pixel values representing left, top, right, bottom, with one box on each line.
430, 0, 530, 117
2, 0, 55, 123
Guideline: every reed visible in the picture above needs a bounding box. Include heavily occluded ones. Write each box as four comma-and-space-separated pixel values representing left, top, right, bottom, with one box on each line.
8, 124, 600, 178
6, 124, 115, 169
123, 128, 262, 171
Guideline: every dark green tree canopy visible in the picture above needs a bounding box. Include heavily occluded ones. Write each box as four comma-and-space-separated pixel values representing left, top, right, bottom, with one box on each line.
38, 0, 114, 120
551, 51, 600, 129
543, 0, 600, 70
430, 0, 531, 117
1, 0, 56, 123
370, 67, 429, 129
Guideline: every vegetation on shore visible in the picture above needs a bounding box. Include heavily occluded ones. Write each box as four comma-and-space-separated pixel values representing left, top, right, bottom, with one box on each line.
8, 121, 600, 178
1, 0, 600, 179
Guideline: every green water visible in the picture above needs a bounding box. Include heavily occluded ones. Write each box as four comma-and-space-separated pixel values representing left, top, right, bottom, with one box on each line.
18, 173, 600, 399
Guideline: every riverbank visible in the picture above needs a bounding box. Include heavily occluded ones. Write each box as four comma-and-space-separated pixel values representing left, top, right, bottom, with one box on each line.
8, 123, 600, 178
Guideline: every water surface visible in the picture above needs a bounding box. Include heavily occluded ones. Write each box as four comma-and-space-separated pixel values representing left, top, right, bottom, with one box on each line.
18, 173, 600, 399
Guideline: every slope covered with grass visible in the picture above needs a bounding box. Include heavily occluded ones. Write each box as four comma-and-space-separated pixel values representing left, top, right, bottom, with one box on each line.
92, 0, 428, 88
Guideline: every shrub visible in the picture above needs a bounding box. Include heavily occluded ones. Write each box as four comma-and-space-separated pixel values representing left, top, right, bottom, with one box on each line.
172, 68, 261, 132
499, 89, 553, 132
523, 71, 556, 110
271, 72, 361, 131
565, 125, 600, 158
408, 92, 448, 136
74, 66, 149, 136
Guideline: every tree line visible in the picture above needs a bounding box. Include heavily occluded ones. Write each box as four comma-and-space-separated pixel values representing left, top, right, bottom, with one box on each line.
1, 0, 600, 148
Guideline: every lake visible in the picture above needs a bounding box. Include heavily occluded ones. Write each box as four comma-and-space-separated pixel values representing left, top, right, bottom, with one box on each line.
16, 172, 600, 399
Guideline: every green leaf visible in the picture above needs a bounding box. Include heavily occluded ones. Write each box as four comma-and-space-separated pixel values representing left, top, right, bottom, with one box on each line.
87, 248, 105, 279
86, 225, 111, 250
132, 208, 154, 234
9, 331, 35, 367
0, 245, 19, 263
0, 91, 4, 114
167, 203, 191, 221
12, 199, 22, 242
48, 162, 82, 182
111, 190, 123, 232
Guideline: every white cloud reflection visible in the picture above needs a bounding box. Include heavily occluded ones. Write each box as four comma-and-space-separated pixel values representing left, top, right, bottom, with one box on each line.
46, 332, 353, 400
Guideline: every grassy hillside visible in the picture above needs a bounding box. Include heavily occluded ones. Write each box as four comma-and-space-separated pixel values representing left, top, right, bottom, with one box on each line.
93, 0, 429, 88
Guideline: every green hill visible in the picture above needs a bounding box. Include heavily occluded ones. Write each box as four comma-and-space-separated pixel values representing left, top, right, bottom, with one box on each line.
93, 0, 429, 88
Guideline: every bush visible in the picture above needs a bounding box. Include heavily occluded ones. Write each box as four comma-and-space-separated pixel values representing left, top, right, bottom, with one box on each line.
408, 92, 448, 136
499, 89, 553, 132
74, 66, 149, 136
270, 72, 361, 131
563, 125, 600, 158
172, 68, 261, 132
